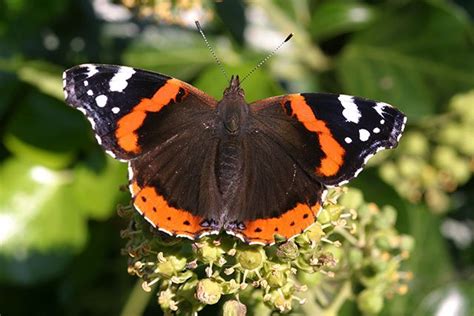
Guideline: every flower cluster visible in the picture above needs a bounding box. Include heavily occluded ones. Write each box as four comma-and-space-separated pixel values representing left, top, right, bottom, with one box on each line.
379, 90, 474, 212
119, 188, 413, 314
121, 0, 214, 26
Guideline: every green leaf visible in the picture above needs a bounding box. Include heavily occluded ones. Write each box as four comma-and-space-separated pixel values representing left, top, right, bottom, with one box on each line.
0, 159, 87, 284
414, 281, 474, 316
336, 1, 474, 120
310, 0, 377, 41
72, 149, 128, 220
0, 72, 21, 119
3, 91, 89, 169
17, 60, 65, 100
122, 28, 214, 80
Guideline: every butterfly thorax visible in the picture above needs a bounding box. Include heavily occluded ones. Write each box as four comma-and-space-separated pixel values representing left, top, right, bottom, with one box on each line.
216, 76, 249, 212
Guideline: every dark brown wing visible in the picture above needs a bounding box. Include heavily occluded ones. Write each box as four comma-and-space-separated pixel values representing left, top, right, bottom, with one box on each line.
64, 64, 222, 239
226, 93, 405, 244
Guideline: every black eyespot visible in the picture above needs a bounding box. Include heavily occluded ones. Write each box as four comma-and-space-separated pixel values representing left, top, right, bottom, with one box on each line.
152, 207, 157, 212
141, 196, 147, 202
254, 227, 262, 233
167, 217, 171, 221
303, 213, 309, 219
183, 220, 190, 226
290, 221, 295, 226
274, 227, 279, 232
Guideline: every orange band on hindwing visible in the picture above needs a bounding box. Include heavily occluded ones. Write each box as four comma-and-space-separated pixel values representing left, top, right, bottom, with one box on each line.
115, 79, 186, 153
284, 94, 345, 177
238, 202, 321, 244
131, 181, 207, 238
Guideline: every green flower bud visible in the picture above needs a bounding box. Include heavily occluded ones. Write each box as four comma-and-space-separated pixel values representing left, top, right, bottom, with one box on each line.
222, 300, 247, 316
156, 255, 187, 278
375, 206, 397, 230
357, 288, 384, 315
379, 162, 398, 183
451, 90, 474, 122
439, 123, 463, 147
399, 235, 415, 252
193, 239, 225, 264
297, 271, 322, 286
317, 208, 331, 224
398, 156, 422, 178
374, 235, 392, 251
236, 246, 266, 271
433, 146, 458, 170
348, 248, 364, 268
339, 188, 364, 210
276, 241, 299, 261
269, 290, 292, 313
400, 132, 429, 156
304, 222, 325, 243
195, 279, 222, 305
265, 268, 288, 288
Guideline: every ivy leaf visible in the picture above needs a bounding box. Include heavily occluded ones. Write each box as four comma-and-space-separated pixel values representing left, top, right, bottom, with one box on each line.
310, 0, 377, 41
336, 2, 474, 120
3, 91, 88, 169
72, 149, 128, 220
0, 159, 87, 284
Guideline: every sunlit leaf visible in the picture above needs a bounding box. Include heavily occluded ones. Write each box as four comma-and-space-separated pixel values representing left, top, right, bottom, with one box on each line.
0, 159, 87, 284
3, 91, 88, 169
72, 149, 128, 220
311, 0, 377, 40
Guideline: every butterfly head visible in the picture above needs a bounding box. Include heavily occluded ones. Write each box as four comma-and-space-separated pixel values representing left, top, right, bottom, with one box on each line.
223, 75, 245, 99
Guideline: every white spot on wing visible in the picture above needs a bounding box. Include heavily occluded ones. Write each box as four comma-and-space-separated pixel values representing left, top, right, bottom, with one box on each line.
84, 80, 89, 86
374, 102, 388, 117
84, 64, 98, 78
344, 137, 352, 144
63, 89, 68, 99
380, 119, 385, 125
359, 129, 370, 141
373, 127, 380, 133
87, 117, 96, 129
109, 66, 136, 92
339, 94, 361, 123
105, 150, 116, 158
95, 95, 107, 107
127, 162, 134, 181
87, 90, 93, 96
95, 134, 102, 145
112, 107, 120, 114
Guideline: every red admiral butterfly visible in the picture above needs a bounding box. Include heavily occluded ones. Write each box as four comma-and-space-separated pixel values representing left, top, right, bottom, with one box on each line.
63, 65, 406, 244
63, 30, 406, 245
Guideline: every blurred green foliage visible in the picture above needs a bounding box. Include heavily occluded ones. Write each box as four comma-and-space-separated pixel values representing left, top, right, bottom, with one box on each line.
1, 0, 473, 315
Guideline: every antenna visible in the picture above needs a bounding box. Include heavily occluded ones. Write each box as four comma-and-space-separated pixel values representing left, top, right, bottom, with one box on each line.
240, 33, 293, 84
195, 21, 229, 81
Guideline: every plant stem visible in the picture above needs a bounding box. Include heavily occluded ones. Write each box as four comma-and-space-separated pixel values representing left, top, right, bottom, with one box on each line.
120, 280, 153, 316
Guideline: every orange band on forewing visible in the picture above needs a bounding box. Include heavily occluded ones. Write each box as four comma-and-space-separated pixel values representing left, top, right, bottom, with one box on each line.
286, 94, 345, 177
133, 185, 205, 238
240, 202, 320, 244
116, 79, 183, 153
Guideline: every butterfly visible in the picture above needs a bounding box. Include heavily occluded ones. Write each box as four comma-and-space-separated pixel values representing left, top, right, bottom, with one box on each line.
63, 63, 406, 245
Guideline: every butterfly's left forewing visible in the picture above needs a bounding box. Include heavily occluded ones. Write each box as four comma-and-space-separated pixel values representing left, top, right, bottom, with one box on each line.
63, 64, 217, 160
